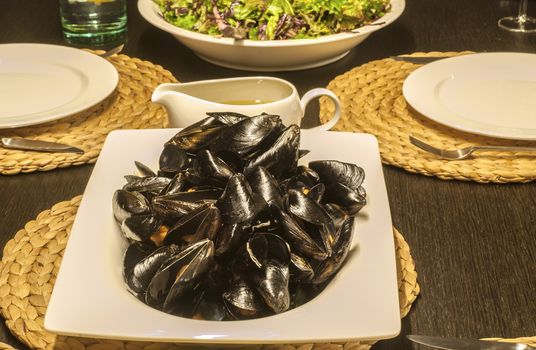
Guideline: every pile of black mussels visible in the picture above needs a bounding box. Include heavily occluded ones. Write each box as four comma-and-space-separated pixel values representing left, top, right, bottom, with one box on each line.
112, 112, 367, 320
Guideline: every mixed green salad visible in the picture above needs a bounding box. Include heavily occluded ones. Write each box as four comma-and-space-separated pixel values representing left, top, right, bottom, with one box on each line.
155, 0, 391, 40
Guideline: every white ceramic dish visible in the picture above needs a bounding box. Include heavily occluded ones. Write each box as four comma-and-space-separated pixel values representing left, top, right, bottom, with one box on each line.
137, 0, 405, 71
45, 129, 399, 344
403, 52, 536, 140
0, 43, 118, 129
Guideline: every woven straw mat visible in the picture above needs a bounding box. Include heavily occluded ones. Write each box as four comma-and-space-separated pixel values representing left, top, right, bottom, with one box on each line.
0, 52, 177, 175
319, 51, 536, 183
0, 196, 418, 350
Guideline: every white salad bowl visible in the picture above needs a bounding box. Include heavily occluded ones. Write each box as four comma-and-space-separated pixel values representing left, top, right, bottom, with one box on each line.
137, 0, 405, 71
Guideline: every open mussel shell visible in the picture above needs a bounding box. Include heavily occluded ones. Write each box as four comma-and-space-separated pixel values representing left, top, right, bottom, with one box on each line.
112, 190, 151, 223
270, 204, 328, 261
161, 173, 188, 195
121, 213, 162, 242
285, 189, 336, 256
309, 160, 365, 190
122, 176, 171, 197
216, 173, 256, 224
282, 166, 320, 192
323, 182, 367, 216
245, 124, 300, 180
166, 116, 226, 152
245, 233, 291, 313
313, 217, 355, 284
223, 279, 268, 320
289, 252, 315, 283
324, 203, 348, 233
159, 143, 190, 176
123, 240, 157, 288
307, 183, 326, 203
209, 114, 283, 158
186, 149, 235, 187
146, 239, 214, 311
164, 203, 221, 248
125, 244, 180, 297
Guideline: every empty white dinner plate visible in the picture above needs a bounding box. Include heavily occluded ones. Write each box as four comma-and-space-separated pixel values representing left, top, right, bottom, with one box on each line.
403, 52, 536, 140
0, 43, 118, 128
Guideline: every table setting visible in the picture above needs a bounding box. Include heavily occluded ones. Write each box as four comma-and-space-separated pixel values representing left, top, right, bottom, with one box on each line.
0, 0, 536, 349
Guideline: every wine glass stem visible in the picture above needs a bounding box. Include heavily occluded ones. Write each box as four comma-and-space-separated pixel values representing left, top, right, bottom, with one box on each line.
518, 0, 528, 22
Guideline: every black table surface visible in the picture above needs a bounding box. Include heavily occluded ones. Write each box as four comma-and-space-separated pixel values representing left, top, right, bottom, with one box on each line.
1, 0, 536, 349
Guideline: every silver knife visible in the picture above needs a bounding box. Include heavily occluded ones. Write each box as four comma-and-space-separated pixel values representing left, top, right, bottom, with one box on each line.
408, 335, 535, 350
391, 56, 448, 64
1, 137, 84, 154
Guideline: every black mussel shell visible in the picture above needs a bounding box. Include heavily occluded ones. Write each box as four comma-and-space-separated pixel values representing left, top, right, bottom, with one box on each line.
290, 283, 324, 309
313, 217, 354, 284
223, 279, 268, 320
164, 203, 221, 247
286, 166, 320, 187
216, 174, 256, 224
122, 176, 171, 196
213, 150, 244, 173
166, 116, 226, 152
246, 166, 283, 209
161, 173, 188, 195
151, 189, 221, 219
246, 233, 291, 313
245, 124, 300, 180
323, 203, 348, 233
159, 143, 190, 176
289, 252, 314, 283
209, 114, 282, 157
126, 244, 180, 296
309, 160, 365, 190
151, 197, 203, 220
286, 189, 336, 257
163, 240, 215, 312
323, 182, 366, 216
124, 175, 140, 183
206, 111, 249, 125
270, 204, 328, 261
134, 161, 156, 177
145, 239, 214, 309
112, 190, 151, 223
123, 240, 157, 290
308, 183, 325, 203
286, 189, 334, 229
186, 150, 235, 187
214, 222, 250, 257
121, 214, 163, 242
298, 149, 310, 159
190, 287, 228, 321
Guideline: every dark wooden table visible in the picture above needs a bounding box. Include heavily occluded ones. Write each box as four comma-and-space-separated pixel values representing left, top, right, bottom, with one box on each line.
2, 0, 536, 349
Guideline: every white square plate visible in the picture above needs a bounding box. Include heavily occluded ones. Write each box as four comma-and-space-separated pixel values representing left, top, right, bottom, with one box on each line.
45, 129, 400, 344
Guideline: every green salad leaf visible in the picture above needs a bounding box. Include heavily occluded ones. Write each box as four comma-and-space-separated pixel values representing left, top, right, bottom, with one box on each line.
155, 0, 391, 40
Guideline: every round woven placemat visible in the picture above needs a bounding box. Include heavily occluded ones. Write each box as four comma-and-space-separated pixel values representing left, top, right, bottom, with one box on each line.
0, 52, 177, 175
319, 51, 536, 183
0, 195, 417, 350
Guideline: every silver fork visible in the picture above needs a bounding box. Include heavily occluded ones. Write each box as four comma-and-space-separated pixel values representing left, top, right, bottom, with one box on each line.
409, 136, 536, 160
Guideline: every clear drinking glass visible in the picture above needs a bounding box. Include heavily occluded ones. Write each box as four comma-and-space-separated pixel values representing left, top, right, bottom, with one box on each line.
59, 0, 127, 49
498, 0, 536, 32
